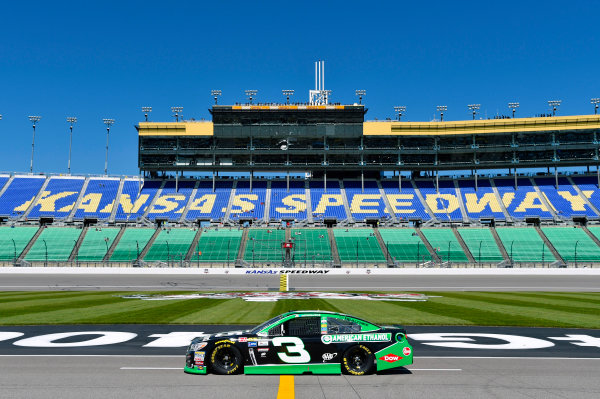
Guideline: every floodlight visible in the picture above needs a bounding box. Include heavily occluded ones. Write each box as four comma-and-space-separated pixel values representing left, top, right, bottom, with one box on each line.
591, 98, 600, 115
142, 107, 152, 121
103, 118, 115, 175
28, 116, 42, 173
171, 106, 183, 121
355, 90, 366, 104
245, 90, 258, 104
282, 90, 294, 104
211, 90, 222, 105
548, 100, 561, 116
436, 105, 447, 122
508, 102, 520, 118
394, 106, 406, 121
468, 104, 481, 120
66, 117, 77, 174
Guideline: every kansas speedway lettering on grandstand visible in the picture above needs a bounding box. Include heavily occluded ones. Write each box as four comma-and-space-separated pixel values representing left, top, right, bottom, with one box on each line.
321, 333, 391, 344
245, 269, 330, 274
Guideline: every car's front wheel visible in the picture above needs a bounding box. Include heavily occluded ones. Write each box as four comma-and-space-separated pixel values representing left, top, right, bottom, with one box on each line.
341, 345, 374, 375
210, 342, 243, 375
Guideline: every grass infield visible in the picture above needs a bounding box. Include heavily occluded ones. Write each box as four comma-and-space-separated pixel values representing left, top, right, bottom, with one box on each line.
0, 291, 598, 328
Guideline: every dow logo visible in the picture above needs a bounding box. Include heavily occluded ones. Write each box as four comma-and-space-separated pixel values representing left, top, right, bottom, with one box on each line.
379, 354, 402, 363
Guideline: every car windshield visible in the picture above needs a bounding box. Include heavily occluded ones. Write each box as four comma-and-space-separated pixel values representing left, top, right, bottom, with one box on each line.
250, 314, 286, 334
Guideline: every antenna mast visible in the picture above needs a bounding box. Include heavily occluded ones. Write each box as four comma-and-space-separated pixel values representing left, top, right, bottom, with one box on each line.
309, 60, 330, 105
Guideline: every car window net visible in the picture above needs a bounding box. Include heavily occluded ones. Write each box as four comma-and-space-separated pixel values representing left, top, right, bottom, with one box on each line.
287, 317, 320, 336
327, 317, 361, 334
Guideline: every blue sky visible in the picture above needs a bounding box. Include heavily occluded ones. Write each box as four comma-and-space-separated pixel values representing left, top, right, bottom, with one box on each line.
0, 0, 598, 176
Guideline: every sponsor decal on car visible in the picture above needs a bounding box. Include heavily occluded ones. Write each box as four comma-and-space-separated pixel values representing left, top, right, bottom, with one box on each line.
321, 333, 392, 344
194, 360, 204, 366
248, 342, 257, 347
190, 342, 207, 351
194, 351, 205, 361
257, 340, 268, 347
379, 354, 402, 363
402, 347, 412, 356
238, 337, 247, 343
322, 352, 337, 361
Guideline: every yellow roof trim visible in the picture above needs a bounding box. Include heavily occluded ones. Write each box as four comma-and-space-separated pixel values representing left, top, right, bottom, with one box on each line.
138, 122, 213, 136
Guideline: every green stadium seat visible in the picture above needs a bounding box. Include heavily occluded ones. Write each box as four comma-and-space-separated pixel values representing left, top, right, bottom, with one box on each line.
76, 227, 120, 261
457, 228, 504, 263
143, 228, 197, 262
109, 228, 155, 262
333, 228, 386, 263
244, 229, 286, 264
25, 227, 82, 262
290, 229, 332, 265
421, 228, 469, 263
378, 228, 428, 263
192, 229, 242, 263
541, 227, 600, 262
0, 226, 38, 261
495, 228, 555, 263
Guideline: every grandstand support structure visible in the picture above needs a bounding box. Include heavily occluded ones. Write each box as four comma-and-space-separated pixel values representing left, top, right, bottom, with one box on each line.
20, 176, 50, 221
108, 178, 126, 223
490, 179, 513, 222
452, 228, 476, 263
529, 177, 560, 221
263, 181, 272, 224
372, 228, 394, 266
223, 180, 238, 224
184, 228, 203, 262
581, 225, 600, 248
103, 226, 125, 262
16, 225, 44, 262
453, 180, 470, 223
414, 228, 441, 263
377, 180, 398, 224
68, 226, 88, 262
567, 176, 600, 217
179, 180, 200, 224
327, 228, 341, 267
304, 180, 314, 224
490, 227, 511, 261
137, 227, 161, 264
338, 180, 354, 224
236, 228, 249, 265
411, 180, 438, 224
534, 225, 565, 264
142, 180, 166, 219
0, 175, 14, 202
66, 177, 90, 222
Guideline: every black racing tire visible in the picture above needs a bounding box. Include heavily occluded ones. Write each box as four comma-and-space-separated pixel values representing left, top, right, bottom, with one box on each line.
341, 345, 375, 375
210, 342, 243, 375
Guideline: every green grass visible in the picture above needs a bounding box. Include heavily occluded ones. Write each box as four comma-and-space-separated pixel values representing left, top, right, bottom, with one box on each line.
0, 291, 599, 328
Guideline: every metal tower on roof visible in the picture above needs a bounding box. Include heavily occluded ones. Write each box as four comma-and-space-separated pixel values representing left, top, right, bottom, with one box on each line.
309, 60, 330, 105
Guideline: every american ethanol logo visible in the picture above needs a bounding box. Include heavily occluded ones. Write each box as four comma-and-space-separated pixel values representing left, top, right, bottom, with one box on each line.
321, 333, 391, 344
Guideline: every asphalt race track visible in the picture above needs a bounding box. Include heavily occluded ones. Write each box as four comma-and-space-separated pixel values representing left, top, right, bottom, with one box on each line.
1, 273, 600, 291
0, 325, 599, 398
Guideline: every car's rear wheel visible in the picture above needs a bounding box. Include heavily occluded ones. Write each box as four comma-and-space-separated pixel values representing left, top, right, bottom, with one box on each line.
210, 342, 243, 375
341, 345, 374, 375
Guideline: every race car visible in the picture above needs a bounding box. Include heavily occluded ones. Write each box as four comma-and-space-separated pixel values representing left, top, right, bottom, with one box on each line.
184, 310, 413, 375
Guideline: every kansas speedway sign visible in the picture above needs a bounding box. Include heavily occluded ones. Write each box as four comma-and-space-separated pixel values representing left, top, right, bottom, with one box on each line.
321, 333, 392, 344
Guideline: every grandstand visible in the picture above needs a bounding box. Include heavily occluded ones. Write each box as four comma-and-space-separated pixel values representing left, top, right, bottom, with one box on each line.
2, 93, 600, 268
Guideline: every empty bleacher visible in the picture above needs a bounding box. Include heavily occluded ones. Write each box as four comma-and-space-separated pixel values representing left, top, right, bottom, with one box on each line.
0, 176, 46, 218
27, 177, 85, 219
333, 228, 386, 263
147, 180, 195, 221
345, 180, 389, 221
114, 179, 143, 221
535, 178, 597, 219
186, 180, 232, 221
143, 228, 197, 262
270, 181, 308, 221
244, 229, 286, 263
416, 180, 463, 221
541, 227, 600, 262
0, 226, 38, 261
230, 181, 267, 221
381, 179, 431, 221
109, 228, 155, 262
421, 228, 469, 263
458, 179, 506, 220
378, 228, 427, 263
194, 228, 242, 263
495, 178, 554, 219
290, 228, 332, 264
495, 227, 555, 263
25, 227, 82, 262
310, 180, 348, 220
73, 178, 120, 220
75, 227, 120, 261
571, 176, 600, 215
457, 228, 504, 263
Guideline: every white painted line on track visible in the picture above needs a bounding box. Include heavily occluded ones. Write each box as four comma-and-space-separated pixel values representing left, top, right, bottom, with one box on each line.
121, 367, 181, 370
0, 355, 181, 358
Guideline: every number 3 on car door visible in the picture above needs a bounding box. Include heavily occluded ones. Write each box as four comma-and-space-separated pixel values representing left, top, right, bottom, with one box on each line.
272, 337, 311, 363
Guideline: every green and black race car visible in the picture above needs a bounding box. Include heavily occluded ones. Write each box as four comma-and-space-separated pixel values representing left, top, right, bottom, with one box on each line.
184, 310, 413, 375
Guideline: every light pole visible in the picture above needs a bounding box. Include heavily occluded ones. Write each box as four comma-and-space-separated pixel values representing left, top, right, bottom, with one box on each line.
28, 116, 41, 173
510, 240, 514, 267
394, 106, 406, 121
66, 117, 77, 175
282, 90, 294, 104
245, 90, 258, 104
436, 105, 447, 122
142, 107, 152, 122
171, 107, 183, 122
42, 239, 48, 266
11, 238, 16, 264
548, 100, 561, 116
468, 104, 481, 120
355, 90, 366, 105
574, 240, 579, 268
508, 102, 520, 118
103, 118, 115, 175
478, 240, 482, 265
591, 98, 600, 115
165, 240, 170, 265
211, 90, 222, 105
416, 241, 420, 267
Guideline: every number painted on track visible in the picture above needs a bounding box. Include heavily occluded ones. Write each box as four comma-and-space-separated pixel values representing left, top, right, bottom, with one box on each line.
272, 337, 311, 363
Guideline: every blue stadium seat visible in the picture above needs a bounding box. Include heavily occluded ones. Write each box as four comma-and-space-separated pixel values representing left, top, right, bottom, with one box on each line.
380, 179, 430, 221
186, 180, 233, 221
535, 177, 597, 218
147, 180, 195, 221
230, 181, 267, 221
73, 178, 120, 220
415, 179, 463, 220
494, 178, 553, 219
344, 180, 389, 221
27, 177, 85, 219
0, 176, 46, 218
114, 179, 160, 221
570, 176, 600, 217
0, 176, 8, 193
270, 181, 307, 220
458, 179, 506, 220
310, 180, 348, 220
